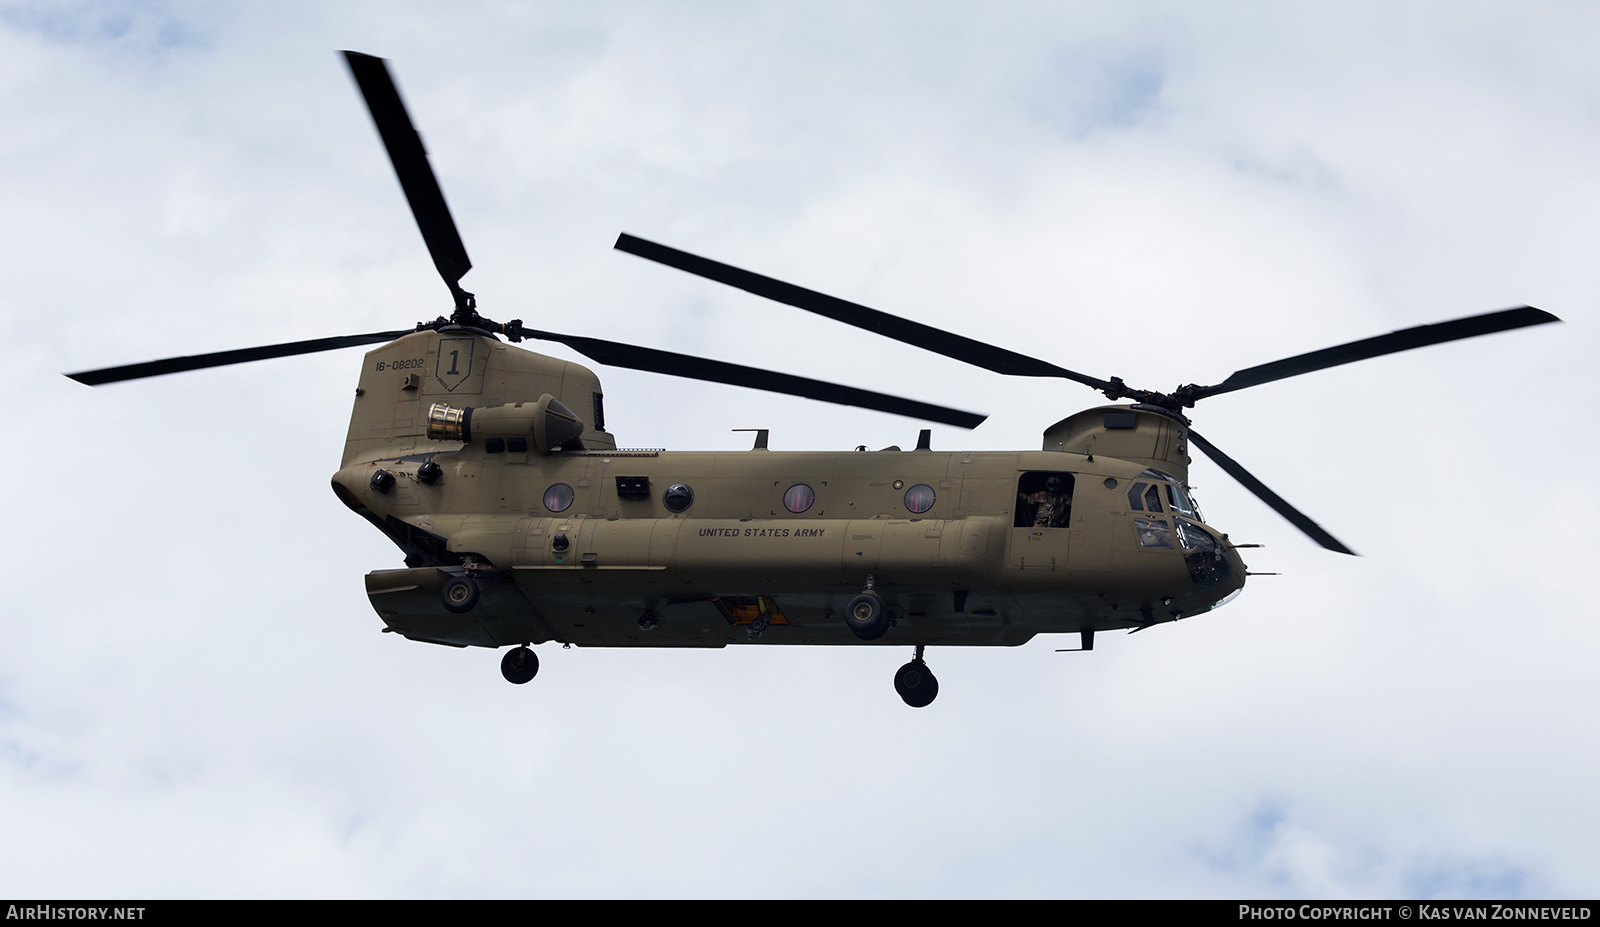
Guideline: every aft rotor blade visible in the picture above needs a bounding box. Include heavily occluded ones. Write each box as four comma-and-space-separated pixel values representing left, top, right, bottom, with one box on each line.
523, 328, 987, 429
66, 331, 412, 386
343, 51, 472, 303
615, 233, 1115, 392
1187, 306, 1560, 402
1187, 429, 1356, 555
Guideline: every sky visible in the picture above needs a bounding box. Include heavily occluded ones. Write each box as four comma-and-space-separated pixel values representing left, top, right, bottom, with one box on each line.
2, 0, 1597, 899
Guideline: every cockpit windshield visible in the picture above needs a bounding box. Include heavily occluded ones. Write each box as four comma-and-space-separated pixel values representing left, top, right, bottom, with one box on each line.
1165, 483, 1196, 518
1128, 478, 1202, 522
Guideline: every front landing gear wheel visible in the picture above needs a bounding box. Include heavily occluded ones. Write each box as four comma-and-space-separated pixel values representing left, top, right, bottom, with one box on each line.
441, 575, 480, 614
844, 592, 890, 641
501, 646, 539, 685
895, 653, 938, 708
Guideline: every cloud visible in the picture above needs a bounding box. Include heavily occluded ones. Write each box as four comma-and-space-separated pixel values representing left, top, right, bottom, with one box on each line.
2, 1, 1596, 899
0, 0, 211, 54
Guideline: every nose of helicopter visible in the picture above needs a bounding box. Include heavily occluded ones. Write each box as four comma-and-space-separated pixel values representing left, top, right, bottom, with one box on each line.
1218, 541, 1248, 599
1177, 518, 1245, 606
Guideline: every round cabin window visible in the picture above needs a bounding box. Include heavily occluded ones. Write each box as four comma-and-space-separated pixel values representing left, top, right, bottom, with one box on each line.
543, 483, 574, 513
783, 483, 815, 514
903, 483, 935, 514
664, 483, 695, 513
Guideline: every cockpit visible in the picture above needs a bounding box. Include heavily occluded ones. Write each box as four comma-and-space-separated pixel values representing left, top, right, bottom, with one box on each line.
1126, 469, 1232, 592
1128, 468, 1200, 520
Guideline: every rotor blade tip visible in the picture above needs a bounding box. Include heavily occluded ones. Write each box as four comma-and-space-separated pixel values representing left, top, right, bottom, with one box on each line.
614, 232, 648, 253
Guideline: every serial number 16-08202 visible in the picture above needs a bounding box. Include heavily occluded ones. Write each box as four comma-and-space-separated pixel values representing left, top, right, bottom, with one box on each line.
375, 358, 425, 371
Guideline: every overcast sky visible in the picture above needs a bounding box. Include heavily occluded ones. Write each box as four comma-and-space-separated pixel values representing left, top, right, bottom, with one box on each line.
2, 1, 1597, 899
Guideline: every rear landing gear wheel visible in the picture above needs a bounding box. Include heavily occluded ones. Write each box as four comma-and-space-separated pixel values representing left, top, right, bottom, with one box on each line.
441, 575, 480, 614
894, 649, 938, 708
501, 646, 539, 685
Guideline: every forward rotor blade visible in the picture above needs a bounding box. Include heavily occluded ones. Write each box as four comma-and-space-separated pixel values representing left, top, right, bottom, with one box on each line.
615, 233, 1114, 392
66, 331, 412, 386
343, 51, 472, 303
523, 328, 986, 429
1188, 306, 1560, 402
1187, 429, 1355, 555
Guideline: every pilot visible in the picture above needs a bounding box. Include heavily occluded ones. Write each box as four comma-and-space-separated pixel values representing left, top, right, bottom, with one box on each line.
1021, 475, 1072, 528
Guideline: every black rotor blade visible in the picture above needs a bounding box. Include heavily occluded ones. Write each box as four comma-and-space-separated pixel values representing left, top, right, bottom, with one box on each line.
343, 51, 472, 303
523, 328, 986, 429
66, 331, 412, 386
1187, 306, 1560, 402
615, 233, 1115, 392
1187, 429, 1355, 555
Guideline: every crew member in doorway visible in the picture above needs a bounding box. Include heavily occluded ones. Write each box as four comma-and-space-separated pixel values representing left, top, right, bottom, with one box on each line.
1021, 475, 1072, 528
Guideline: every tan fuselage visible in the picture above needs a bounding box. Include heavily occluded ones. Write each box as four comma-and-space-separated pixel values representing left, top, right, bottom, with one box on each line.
334, 331, 1247, 650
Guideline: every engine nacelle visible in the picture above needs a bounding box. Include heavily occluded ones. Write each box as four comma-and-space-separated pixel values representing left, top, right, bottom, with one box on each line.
426, 393, 585, 453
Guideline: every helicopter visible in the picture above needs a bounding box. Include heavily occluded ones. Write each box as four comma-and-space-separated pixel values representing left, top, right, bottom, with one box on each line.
66, 52, 1560, 708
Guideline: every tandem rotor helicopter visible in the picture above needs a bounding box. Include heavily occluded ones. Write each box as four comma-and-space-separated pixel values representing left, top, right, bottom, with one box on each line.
68, 53, 1560, 707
